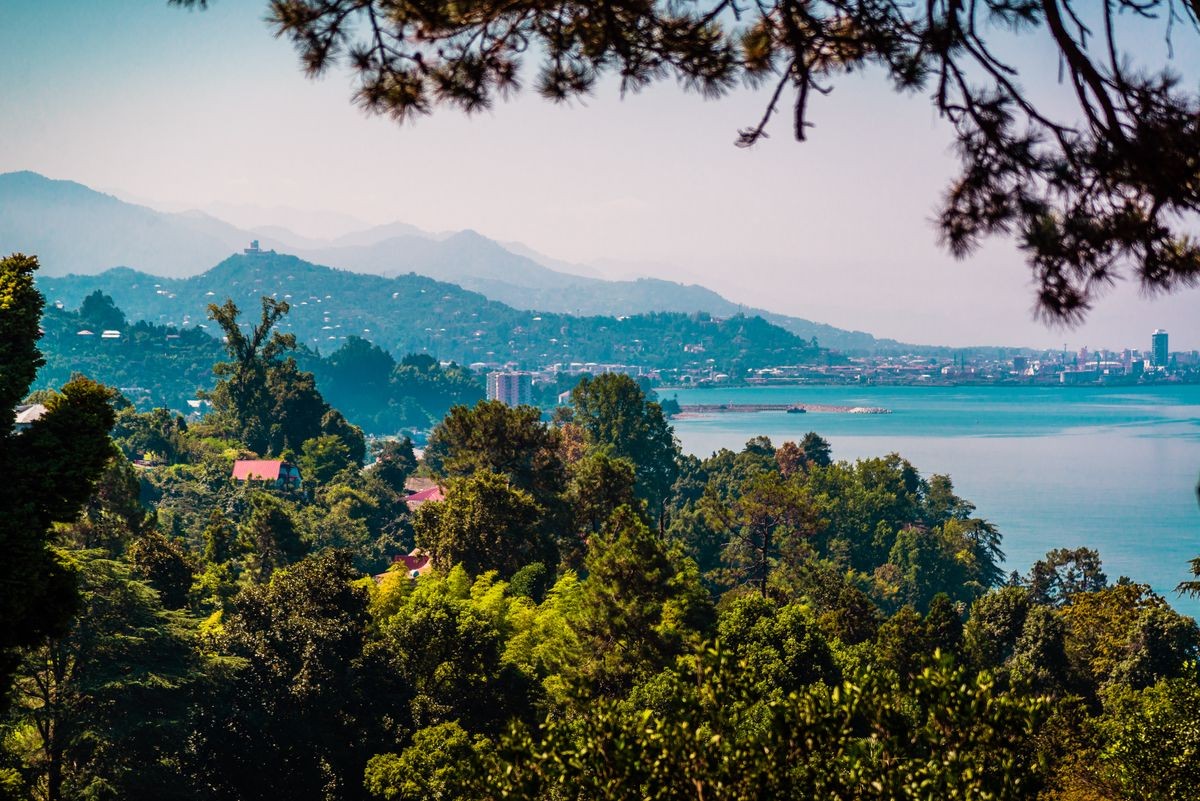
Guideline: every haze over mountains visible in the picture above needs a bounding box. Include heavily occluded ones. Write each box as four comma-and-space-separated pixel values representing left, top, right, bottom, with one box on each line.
0, 171, 892, 351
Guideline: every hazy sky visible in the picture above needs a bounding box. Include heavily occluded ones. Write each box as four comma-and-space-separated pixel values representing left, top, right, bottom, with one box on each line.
2, 1, 1197, 349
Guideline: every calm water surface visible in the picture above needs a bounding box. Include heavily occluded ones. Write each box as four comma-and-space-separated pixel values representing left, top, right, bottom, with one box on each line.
666, 384, 1200, 617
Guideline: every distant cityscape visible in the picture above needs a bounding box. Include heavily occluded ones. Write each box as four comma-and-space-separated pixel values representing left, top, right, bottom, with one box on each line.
482, 329, 1196, 406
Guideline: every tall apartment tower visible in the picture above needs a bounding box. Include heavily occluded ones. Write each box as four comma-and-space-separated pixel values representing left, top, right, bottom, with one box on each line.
487, 371, 534, 407
1152, 329, 1169, 368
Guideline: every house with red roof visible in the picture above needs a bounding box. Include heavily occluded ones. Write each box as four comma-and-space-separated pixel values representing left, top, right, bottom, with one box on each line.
231, 459, 302, 489
373, 549, 434, 583
404, 484, 445, 510
392, 549, 433, 576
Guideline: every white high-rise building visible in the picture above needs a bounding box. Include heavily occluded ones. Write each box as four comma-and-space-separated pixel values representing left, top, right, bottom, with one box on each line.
487, 371, 534, 407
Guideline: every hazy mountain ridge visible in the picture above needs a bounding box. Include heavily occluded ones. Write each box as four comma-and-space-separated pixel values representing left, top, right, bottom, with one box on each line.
3, 170, 891, 351
37, 253, 825, 371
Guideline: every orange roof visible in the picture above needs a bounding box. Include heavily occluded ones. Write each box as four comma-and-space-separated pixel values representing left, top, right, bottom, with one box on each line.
231, 459, 285, 481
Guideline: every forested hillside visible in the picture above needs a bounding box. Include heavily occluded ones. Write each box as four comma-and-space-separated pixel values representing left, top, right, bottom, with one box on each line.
6, 253, 1200, 801
35, 293, 483, 433
37, 253, 826, 370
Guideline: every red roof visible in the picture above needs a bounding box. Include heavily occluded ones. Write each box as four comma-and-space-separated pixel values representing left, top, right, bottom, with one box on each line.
392, 553, 432, 573
231, 459, 285, 481
405, 485, 445, 507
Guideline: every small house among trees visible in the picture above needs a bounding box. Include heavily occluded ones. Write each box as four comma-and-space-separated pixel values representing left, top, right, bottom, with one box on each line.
13, 403, 47, 432
404, 484, 444, 510
231, 459, 302, 489
392, 549, 432, 577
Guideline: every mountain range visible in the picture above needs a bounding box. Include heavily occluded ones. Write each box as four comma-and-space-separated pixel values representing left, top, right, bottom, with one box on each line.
0, 170, 894, 352
36, 253, 825, 373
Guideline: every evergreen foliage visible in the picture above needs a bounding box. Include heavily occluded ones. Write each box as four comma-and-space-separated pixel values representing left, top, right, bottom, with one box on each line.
0, 254, 116, 716
2, 269, 1198, 799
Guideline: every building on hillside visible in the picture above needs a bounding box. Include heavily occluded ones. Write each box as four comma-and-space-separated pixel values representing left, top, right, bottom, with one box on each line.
1152, 329, 1169, 368
487, 371, 533, 407
231, 459, 302, 489
373, 549, 434, 583
13, 403, 47, 432
244, 240, 261, 255
392, 549, 433, 577
405, 484, 445, 511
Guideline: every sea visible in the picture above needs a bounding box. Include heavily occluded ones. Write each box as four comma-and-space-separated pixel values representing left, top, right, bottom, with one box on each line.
665, 384, 1200, 618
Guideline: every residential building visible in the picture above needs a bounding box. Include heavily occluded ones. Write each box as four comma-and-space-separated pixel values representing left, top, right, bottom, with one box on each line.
404, 484, 445, 510
487, 371, 533, 406
231, 459, 302, 489
13, 403, 47, 432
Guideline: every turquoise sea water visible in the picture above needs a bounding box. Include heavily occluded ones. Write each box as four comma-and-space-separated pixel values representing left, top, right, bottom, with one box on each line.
666, 384, 1200, 617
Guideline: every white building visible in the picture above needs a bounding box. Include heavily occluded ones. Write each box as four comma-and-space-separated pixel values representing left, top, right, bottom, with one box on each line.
487, 371, 533, 407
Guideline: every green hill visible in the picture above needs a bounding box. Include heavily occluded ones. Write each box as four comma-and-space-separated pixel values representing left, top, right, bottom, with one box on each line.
37, 252, 825, 373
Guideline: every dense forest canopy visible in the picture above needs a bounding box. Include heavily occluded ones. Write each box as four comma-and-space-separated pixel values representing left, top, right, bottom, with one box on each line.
37, 254, 825, 374
34, 292, 484, 434
4, 252, 1200, 799
5, 3, 1200, 792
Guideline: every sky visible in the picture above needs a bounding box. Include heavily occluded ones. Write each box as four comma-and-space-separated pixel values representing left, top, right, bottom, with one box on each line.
1, 0, 1198, 350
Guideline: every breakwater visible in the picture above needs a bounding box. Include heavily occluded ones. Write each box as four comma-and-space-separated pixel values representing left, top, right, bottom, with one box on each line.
677, 403, 890, 415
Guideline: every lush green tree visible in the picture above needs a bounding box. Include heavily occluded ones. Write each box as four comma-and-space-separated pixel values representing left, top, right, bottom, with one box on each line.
320, 407, 367, 466
716, 594, 838, 695
507, 562, 551, 603
299, 433, 353, 485
470, 649, 1048, 801
964, 587, 1070, 695
4, 551, 203, 801
1027, 547, 1108, 607
1093, 668, 1200, 801
413, 471, 553, 578
265, 355, 328, 451
573, 506, 712, 696
706, 471, 816, 597
1058, 582, 1199, 694
208, 297, 365, 461
193, 551, 377, 801
924, 592, 964, 653
78, 289, 126, 331
570, 374, 679, 523
321, 336, 396, 413
371, 437, 417, 494
127, 530, 196, 610
564, 451, 638, 564
201, 509, 237, 565
56, 455, 151, 554
364, 722, 484, 801
782, 558, 882, 646
0, 253, 116, 713
425, 401, 565, 513
207, 296, 295, 455
370, 569, 533, 734
112, 406, 189, 463
238, 492, 307, 580
874, 605, 933, 682
799, 432, 832, 469
301, 483, 381, 569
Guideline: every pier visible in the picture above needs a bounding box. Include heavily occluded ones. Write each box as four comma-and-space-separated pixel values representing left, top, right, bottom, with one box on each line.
676, 403, 890, 415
